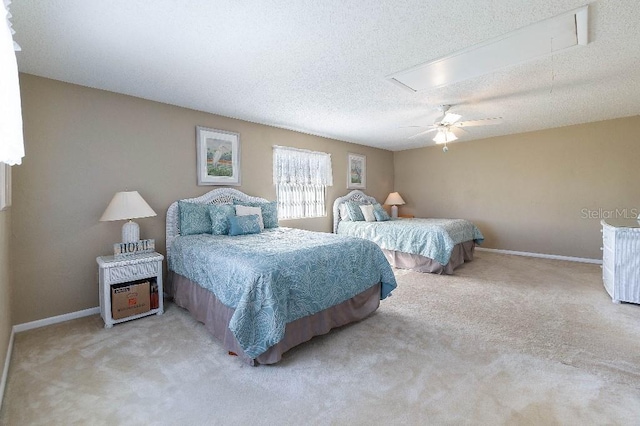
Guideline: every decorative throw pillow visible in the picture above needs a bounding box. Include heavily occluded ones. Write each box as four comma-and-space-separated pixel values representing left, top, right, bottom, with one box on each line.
259, 201, 279, 229
228, 214, 261, 236
345, 201, 365, 221
360, 204, 376, 222
373, 203, 391, 221
339, 204, 351, 221
235, 201, 279, 229
235, 205, 264, 230
179, 201, 212, 235
374, 210, 390, 222
208, 204, 235, 235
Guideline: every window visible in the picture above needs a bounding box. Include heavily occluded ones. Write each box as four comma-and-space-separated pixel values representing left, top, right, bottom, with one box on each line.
273, 146, 333, 220
276, 183, 326, 219
1, 0, 25, 166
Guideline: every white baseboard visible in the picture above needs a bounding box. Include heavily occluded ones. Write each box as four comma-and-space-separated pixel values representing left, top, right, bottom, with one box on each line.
0, 328, 14, 411
1, 307, 99, 409
475, 247, 602, 264
12, 306, 100, 333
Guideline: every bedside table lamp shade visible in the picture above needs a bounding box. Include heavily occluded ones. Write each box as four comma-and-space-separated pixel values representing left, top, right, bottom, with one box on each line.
384, 192, 405, 219
100, 191, 157, 243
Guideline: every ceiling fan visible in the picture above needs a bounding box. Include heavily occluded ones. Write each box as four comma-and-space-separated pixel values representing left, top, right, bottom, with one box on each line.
408, 105, 503, 151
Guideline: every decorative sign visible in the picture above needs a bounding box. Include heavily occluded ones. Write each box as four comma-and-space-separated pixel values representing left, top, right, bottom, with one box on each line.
114, 239, 155, 258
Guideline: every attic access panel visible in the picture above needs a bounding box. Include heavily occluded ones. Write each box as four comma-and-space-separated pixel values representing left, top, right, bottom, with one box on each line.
388, 5, 589, 92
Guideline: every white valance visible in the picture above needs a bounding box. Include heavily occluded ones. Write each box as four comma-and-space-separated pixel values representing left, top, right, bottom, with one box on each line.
273, 146, 333, 186
0, 0, 25, 165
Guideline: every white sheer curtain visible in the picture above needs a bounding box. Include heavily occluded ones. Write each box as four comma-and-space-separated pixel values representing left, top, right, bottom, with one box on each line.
273, 146, 333, 219
1, 0, 25, 165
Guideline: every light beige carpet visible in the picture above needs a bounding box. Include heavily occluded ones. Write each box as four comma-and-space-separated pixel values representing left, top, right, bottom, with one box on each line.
2, 252, 640, 425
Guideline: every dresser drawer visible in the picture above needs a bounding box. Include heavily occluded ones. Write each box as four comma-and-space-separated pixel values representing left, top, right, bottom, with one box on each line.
602, 245, 614, 268
602, 227, 615, 251
602, 263, 615, 298
104, 260, 159, 284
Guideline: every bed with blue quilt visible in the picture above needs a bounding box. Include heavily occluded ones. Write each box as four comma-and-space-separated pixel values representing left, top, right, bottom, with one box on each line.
166, 188, 397, 365
333, 190, 484, 274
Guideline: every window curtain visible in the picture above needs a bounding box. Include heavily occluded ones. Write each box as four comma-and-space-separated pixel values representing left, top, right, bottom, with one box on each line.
273, 146, 333, 187
273, 146, 333, 219
1, 0, 25, 165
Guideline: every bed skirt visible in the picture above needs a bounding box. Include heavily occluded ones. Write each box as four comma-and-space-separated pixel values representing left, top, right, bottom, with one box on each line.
382, 240, 475, 274
167, 271, 381, 365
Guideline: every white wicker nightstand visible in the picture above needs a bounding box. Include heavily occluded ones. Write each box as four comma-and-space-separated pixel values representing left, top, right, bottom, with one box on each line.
97, 252, 164, 328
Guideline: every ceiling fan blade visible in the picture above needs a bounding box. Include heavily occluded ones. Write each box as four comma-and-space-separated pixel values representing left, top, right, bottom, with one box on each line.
408, 128, 437, 139
440, 113, 462, 126
454, 117, 503, 127
449, 126, 467, 135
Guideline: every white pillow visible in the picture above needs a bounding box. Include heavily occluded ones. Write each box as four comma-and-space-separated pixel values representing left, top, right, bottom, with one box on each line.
339, 204, 351, 221
235, 205, 264, 230
360, 204, 376, 222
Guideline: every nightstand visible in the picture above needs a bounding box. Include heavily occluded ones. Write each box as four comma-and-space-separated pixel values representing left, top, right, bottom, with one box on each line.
398, 214, 415, 218
97, 252, 164, 328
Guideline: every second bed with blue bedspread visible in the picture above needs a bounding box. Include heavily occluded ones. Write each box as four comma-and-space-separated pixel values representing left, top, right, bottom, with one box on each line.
338, 218, 484, 266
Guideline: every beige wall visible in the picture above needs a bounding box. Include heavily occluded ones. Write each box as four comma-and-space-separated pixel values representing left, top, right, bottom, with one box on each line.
394, 116, 640, 259
13, 74, 394, 324
0, 209, 11, 391
15, 72, 637, 325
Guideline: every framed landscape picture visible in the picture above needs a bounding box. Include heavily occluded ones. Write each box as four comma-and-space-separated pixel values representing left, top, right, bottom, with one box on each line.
196, 126, 241, 186
347, 153, 366, 189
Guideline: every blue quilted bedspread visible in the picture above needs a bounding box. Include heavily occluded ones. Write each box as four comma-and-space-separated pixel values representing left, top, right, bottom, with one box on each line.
169, 227, 397, 359
338, 218, 484, 266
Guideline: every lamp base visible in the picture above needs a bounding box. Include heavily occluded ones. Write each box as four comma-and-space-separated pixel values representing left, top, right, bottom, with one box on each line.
122, 220, 140, 243
391, 205, 398, 219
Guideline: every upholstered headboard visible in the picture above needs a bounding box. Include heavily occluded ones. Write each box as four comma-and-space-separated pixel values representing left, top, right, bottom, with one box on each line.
166, 188, 269, 261
332, 190, 378, 233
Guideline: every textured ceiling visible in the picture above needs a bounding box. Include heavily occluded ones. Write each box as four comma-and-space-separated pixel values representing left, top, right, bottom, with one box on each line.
11, 0, 640, 151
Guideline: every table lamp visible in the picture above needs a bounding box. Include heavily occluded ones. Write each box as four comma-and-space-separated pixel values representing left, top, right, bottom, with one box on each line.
100, 191, 157, 243
384, 192, 405, 219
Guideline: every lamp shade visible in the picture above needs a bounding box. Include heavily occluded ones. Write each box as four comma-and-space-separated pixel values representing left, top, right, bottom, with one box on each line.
99, 191, 157, 222
384, 192, 405, 206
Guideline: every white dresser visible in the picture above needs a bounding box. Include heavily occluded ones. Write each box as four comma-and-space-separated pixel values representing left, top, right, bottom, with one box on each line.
601, 219, 640, 304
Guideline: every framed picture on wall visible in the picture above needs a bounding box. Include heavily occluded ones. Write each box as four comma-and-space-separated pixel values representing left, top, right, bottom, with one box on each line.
347, 153, 366, 189
196, 126, 241, 186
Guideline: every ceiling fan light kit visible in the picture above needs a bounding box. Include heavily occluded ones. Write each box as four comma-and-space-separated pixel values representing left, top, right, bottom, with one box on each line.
433, 129, 457, 144
408, 104, 501, 147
